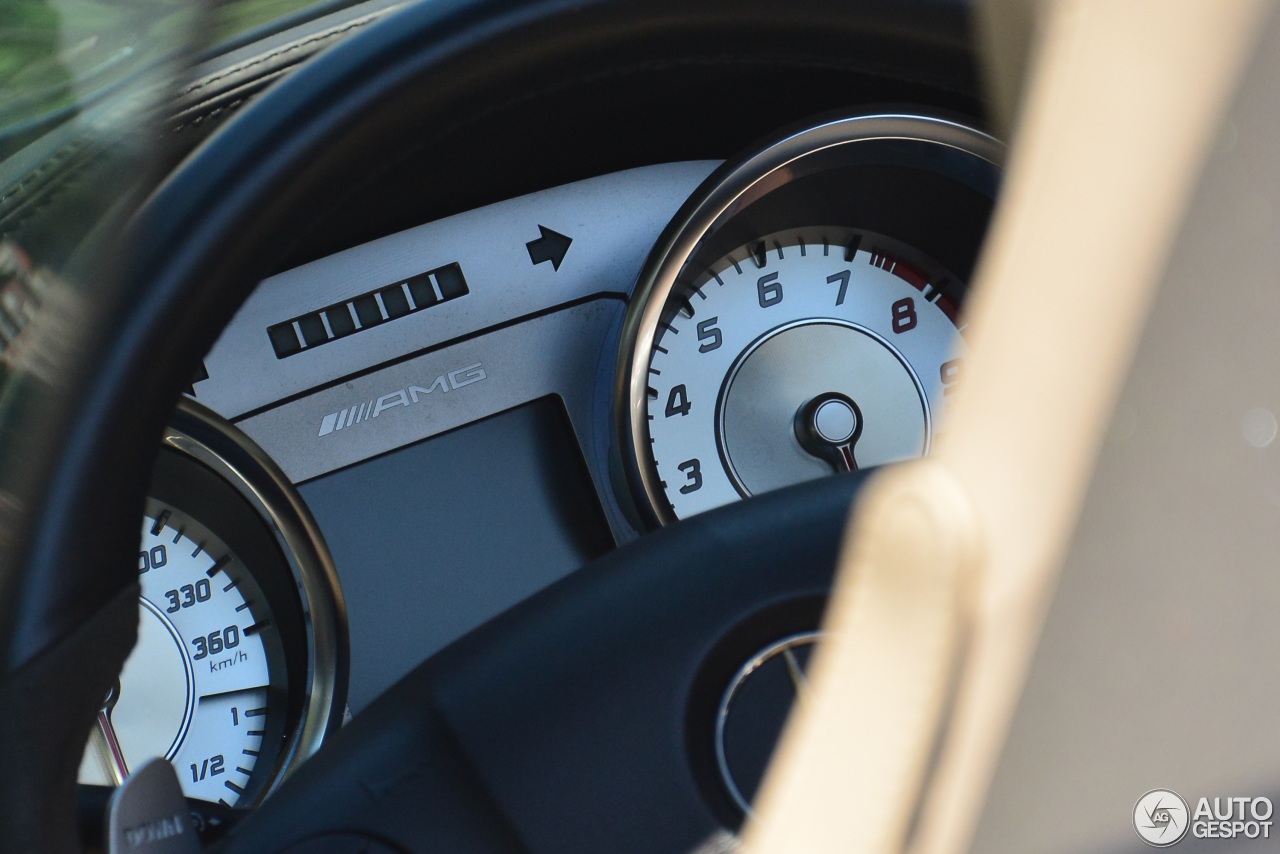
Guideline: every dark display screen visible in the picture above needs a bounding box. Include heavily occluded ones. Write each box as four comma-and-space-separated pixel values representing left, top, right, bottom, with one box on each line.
300, 395, 614, 712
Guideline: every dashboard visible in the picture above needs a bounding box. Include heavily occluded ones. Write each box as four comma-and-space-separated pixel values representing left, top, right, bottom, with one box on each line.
0, 0, 1010, 850
81, 109, 1000, 822
7, 1, 1280, 852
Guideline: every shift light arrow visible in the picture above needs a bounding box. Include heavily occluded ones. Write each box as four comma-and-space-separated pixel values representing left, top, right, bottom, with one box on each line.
525, 224, 572, 271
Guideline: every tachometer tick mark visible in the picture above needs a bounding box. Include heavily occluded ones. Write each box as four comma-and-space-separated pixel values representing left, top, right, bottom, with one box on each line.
244, 620, 271, 637
224, 781, 246, 796
222, 578, 240, 592
190, 541, 204, 558
247, 730, 264, 737
712, 272, 725, 286
149, 510, 170, 536
773, 241, 785, 260
171, 527, 185, 544
845, 234, 862, 263
654, 344, 669, 354
242, 749, 259, 758
823, 237, 830, 256
730, 257, 743, 274
752, 241, 767, 268
798, 236, 806, 256
235, 601, 252, 612
235, 766, 252, 776
648, 367, 661, 376
646, 387, 659, 400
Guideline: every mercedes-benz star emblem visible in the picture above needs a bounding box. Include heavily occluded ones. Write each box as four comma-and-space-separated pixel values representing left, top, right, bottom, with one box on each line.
715, 632, 821, 814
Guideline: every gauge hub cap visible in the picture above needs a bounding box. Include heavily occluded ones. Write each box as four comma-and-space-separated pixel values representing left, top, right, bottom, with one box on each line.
810, 396, 859, 444
718, 319, 929, 497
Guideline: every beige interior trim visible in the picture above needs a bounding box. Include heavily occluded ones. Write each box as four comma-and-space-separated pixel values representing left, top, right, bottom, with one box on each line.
743, 2, 1268, 852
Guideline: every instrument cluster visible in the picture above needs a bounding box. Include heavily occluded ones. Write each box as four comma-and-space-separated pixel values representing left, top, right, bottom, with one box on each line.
100, 110, 1000, 809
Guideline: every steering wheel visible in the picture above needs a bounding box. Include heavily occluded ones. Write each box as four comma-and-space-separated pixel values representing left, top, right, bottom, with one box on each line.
0, 0, 983, 849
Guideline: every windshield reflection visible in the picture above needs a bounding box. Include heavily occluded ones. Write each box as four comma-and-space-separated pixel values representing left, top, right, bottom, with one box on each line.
0, 0, 350, 158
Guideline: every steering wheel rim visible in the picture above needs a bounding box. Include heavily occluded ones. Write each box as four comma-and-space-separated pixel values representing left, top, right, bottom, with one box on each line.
0, 0, 984, 849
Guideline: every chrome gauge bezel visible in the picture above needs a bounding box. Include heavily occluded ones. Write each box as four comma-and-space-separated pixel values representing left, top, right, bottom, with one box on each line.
160, 399, 348, 804
618, 112, 1004, 526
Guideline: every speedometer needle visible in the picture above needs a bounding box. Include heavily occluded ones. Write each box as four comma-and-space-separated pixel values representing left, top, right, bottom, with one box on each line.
94, 682, 129, 786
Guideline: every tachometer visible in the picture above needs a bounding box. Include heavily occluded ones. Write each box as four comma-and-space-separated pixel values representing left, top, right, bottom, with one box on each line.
79, 402, 347, 807
619, 112, 1002, 524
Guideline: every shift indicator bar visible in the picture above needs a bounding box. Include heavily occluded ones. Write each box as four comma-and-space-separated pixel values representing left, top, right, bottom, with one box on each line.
267, 262, 469, 359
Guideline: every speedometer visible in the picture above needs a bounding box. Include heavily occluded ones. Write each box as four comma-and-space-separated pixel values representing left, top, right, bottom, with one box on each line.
79, 402, 347, 807
123, 500, 280, 805
619, 112, 1002, 524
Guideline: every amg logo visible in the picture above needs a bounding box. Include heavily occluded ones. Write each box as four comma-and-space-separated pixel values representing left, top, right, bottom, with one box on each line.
318, 362, 486, 437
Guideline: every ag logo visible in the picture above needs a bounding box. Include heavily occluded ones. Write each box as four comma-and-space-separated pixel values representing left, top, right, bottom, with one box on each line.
1135, 789, 1190, 847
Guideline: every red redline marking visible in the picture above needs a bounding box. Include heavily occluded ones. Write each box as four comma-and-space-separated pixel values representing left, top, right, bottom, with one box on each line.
890, 259, 929, 291
872, 248, 962, 322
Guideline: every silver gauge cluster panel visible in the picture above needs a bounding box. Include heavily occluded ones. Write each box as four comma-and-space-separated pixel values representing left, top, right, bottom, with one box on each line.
194, 162, 718, 420
191, 161, 719, 543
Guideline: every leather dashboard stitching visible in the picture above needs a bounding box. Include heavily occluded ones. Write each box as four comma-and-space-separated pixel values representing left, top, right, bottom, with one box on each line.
178, 11, 391, 99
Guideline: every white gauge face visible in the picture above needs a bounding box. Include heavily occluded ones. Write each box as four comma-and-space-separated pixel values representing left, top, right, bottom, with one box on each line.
644, 227, 964, 520
79, 503, 278, 806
